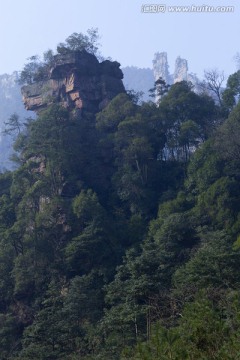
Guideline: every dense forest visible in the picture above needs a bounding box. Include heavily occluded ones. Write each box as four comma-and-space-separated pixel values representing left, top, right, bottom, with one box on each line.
1, 32, 240, 359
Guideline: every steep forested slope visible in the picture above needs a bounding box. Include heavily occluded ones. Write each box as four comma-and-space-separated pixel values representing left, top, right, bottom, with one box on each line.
1, 33, 240, 359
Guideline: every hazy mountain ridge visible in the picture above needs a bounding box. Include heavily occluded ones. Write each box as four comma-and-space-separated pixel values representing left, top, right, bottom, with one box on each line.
122, 66, 155, 101
0, 72, 32, 170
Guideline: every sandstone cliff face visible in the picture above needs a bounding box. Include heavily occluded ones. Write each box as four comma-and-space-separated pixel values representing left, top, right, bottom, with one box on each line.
173, 57, 201, 91
173, 56, 188, 83
152, 53, 200, 88
21, 50, 125, 113
153, 52, 172, 85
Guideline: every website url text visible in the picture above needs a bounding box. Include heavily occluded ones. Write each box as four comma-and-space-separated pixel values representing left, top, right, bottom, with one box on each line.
141, 4, 234, 13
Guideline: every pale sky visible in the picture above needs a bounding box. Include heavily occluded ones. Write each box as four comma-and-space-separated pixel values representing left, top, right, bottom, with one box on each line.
0, 0, 239, 80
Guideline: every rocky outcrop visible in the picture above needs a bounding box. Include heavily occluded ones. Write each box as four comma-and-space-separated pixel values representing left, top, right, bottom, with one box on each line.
21, 50, 125, 113
174, 56, 188, 83
174, 57, 201, 91
152, 52, 172, 84
153, 53, 200, 91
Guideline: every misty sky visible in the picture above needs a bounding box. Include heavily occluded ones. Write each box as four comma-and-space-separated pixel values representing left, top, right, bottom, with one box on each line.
0, 0, 239, 80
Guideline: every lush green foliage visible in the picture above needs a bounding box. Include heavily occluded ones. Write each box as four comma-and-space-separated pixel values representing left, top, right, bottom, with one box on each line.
2, 55, 240, 359
18, 28, 101, 85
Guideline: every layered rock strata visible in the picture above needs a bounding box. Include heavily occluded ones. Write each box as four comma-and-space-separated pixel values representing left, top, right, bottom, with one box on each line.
21, 50, 125, 113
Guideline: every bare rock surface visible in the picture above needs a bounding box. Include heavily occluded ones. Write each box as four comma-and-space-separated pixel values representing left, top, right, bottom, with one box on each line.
21, 50, 125, 113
